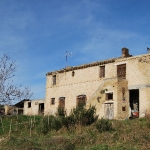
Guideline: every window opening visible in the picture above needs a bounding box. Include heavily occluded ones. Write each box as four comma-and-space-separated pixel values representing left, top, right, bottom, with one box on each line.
72, 71, 75, 77
100, 66, 105, 78
59, 97, 65, 109
76, 95, 87, 108
51, 98, 55, 105
117, 64, 126, 79
106, 93, 113, 100
28, 102, 31, 108
52, 75, 56, 85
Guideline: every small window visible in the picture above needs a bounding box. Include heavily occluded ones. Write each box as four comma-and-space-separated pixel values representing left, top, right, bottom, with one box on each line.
59, 97, 65, 109
122, 107, 126, 111
106, 93, 113, 100
52, 75, 56, 85
100, 66, 105, 78
51, 98, 55, 105
28, 102, 31, 108
72, 71, 75, 77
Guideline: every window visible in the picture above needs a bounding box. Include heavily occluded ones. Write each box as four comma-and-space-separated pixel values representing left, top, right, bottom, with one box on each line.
28, 102, 31, 108
106, 93, 113, 100
52, 75, 56, 85
51, 98, 55, 105
76, 95, 87, 108
100, 66, 105, 78
59, 97, 65, 109
117, 64, 126, 79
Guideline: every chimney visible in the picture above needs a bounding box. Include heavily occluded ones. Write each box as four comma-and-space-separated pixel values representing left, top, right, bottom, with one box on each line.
122, 47, 131, 58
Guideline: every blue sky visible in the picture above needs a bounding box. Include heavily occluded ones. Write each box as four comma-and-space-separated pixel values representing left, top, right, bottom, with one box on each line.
0, 0, 150, 100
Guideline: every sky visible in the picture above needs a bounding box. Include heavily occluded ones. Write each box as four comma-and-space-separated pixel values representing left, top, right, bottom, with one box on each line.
0, 0, 150, 100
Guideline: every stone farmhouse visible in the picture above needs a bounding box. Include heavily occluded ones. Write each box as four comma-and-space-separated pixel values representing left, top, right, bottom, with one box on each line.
4, 99, 44, 116
44, 48, 150, 120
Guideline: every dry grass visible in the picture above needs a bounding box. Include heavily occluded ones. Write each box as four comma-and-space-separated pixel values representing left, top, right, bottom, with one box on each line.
1, 115, 150, 149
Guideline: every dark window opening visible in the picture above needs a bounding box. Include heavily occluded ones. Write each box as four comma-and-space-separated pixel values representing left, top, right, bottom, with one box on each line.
28, 102, 31, 108
100, 66, 105, 78
117, 64, 126, 79
76, 95, 87, 108
52, 75, 56, 85
51, 98, 55, 105
122, 107, 126, 111
129, 89, 139, 118
72, 71, 75, 77
59, 97, 65, 109
106, 93, 113, 100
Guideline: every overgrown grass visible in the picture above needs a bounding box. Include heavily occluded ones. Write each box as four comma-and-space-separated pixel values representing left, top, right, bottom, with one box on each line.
1, 111, 150, 149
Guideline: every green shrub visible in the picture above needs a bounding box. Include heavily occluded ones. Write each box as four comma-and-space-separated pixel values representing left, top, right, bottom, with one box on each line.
95, 118, 113, 133
62, 105, 98, 129
56, 107, 66, 117
42, 115, 62, 134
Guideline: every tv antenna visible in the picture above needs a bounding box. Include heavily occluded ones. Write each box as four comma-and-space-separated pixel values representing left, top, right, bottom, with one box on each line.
64, 51, 74, 68
147, 47, 150, 54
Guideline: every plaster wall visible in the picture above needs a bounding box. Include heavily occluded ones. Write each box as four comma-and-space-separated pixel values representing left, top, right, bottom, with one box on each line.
45, 53, 150, 119
24, 99, 45, 115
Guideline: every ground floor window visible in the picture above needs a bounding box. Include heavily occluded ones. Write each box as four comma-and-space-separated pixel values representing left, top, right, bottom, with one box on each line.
59, 97, 65, 109
51, 98, 55, 105
76, 95, 87, 108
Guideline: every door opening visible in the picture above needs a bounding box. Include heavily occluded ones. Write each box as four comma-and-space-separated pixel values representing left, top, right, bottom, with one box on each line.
104, 103, 114, 120
129, 89, 139, 118
39, 103, 44, 114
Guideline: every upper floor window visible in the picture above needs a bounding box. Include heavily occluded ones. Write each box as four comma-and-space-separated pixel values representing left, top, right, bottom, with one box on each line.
100, 66, 105, 78
117, 64, 126, 79
106, 93, 113, 100
52, 75, 56, 85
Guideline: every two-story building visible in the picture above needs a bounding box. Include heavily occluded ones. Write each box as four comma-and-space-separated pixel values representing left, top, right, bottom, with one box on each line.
44, 48, 150, 119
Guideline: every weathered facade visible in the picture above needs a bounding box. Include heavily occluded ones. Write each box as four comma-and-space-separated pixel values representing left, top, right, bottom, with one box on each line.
45, 48, 150, 119
24, 99, 45, 115
4, 99, 30, 115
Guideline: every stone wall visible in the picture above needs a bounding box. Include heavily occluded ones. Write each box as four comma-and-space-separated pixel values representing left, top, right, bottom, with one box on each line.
24, 99, 45, 115
45, 52, 150, 119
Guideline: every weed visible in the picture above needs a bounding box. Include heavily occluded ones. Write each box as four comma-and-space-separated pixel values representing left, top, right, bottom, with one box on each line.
95, 118, 113, 133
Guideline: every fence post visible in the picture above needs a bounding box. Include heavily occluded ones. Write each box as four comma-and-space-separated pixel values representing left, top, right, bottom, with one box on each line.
1, 117, 4, 132
30, 118, 32, 137
9, 119, 12, 137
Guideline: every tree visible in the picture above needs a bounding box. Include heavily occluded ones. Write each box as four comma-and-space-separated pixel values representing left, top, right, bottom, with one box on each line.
0, 54, 33, 104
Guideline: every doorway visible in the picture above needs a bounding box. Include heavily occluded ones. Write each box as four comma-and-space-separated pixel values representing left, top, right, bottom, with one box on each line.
39, 103, 44, 114
129, 89, 139, 118
104, 103, 114, 119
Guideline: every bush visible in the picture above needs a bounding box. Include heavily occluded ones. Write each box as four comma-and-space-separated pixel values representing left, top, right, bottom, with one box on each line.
95, 118, 113, 133
56, 107, 66, 117
42, 115, 62, 134
62, 105, 98, 129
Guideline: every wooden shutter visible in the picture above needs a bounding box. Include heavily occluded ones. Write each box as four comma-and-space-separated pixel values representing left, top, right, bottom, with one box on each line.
59, 97, 65, 109
100, 66, 105, 78
117, 64, 126, 79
